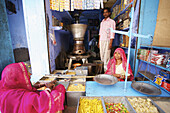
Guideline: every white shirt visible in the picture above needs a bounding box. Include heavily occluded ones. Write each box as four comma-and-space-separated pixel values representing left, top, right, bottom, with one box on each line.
99, 17, 116, 41
116, 63, 130, 76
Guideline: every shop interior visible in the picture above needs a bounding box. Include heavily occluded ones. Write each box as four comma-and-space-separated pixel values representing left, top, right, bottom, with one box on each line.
1, 0, 170, 112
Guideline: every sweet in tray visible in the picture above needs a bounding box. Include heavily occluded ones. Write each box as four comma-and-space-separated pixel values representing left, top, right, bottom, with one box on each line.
105, 102, 129, 113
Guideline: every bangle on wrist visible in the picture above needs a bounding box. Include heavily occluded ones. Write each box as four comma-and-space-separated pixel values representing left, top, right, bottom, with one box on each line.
121, 75, 124, 78
45, 88, 51, 92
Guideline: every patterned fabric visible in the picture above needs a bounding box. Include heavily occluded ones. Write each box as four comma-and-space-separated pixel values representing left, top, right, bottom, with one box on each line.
0, 62, 65, 113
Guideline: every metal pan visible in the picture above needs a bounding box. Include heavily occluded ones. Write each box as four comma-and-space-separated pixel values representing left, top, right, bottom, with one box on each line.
131, 81, 161, 95
94, 74, 118, 85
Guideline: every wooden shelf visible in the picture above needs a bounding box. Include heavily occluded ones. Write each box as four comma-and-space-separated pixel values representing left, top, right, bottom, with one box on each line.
122, 27, 129, 31
140, 45, 170, 50
138, 71, 155, 81
117, 27, 129, 31
121, 46, 128, 49
139, 59, 170, 72
111, 0, 121, 11
51, 26, 63, 30
138, 72, 170, 95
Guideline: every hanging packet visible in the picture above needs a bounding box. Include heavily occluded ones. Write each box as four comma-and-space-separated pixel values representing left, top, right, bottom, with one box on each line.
153, 75, 165, 86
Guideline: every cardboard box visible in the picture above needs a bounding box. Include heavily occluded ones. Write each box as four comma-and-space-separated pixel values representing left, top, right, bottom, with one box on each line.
153, 0, 170, 47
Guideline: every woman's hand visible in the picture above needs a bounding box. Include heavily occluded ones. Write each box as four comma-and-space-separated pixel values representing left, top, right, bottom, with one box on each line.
45, 82, 55, 90
113, 74, 121, 78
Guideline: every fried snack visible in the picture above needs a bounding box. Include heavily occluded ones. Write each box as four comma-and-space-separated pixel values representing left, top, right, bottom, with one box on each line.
67, 83, 85, 91
128, 97, 159, 113
78, 98, 104, 113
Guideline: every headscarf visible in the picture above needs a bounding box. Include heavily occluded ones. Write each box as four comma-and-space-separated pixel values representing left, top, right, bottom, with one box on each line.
0, 62, 65, 113
105, 48, 134, 81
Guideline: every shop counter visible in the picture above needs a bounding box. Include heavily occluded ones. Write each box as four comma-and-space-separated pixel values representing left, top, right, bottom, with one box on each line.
86, 81, 170, 97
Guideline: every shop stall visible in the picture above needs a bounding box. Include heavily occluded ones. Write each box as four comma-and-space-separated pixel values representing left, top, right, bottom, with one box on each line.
1, 0, 170, 112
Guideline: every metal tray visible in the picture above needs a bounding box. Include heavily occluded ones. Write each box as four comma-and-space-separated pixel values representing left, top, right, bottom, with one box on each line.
103, 96, 135, 113
94, 74, 118, 85
70, 78, 86, 82
75, 66, 88, 75
38, 76, 57, 83
70, 75, 87, 82
131, 81, 161, 95
127, 97, 165, 113
76, 96, 107, 113
66, 82, 86, 106
56, 75, 71, 82
55, 81, 69, 89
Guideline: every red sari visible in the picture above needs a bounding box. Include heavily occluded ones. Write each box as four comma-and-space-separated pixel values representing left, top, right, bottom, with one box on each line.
0, 62, 65, 113
105, 48, 134, 81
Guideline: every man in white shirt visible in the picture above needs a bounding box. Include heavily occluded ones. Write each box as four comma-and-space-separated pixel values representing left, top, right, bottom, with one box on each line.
99, 7, 116, 71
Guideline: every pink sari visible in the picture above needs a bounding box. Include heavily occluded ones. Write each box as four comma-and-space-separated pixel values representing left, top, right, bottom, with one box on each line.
0, 62, 65, 113
105, 48, 134, 81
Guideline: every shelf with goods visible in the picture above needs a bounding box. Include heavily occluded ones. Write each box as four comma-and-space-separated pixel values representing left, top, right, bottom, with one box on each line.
138, 59, 170, 72
134, 0, 161, 76
138, 71, 170, 95
52, 10, 73, 25
113, 1, 133, 20
111, 0, 133, 30
111, 0, 138, 48
135, 0, 170, 95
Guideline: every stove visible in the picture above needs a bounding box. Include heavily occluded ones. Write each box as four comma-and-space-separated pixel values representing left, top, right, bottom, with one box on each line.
70, 24, 87, 55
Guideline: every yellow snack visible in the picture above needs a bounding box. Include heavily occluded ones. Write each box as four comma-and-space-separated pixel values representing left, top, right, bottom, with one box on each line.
78, 98, 104, 113
67, 83, 85, 91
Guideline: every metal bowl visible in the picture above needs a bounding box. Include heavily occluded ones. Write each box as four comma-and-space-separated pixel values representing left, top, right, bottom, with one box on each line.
131, 81, 162, 95
94, 74, 118, 85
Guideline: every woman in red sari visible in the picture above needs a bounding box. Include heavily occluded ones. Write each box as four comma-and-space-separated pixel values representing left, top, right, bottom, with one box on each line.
105, 48, 134, 81
0, 62, 65, 113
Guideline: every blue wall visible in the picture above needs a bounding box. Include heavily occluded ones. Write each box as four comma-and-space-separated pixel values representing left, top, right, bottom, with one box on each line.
138, 0, 159, 45
134, 0, 160, 76
45, 0, 72, 72
0, 0, 15, 76
7, 0, 28, 49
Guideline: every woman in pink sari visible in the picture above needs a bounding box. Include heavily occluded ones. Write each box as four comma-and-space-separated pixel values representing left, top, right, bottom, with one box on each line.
0, 62, 65, 113
105, 48, 134, 81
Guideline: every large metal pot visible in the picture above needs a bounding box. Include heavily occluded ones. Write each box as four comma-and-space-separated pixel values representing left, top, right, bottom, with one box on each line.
70, 24, 87, 40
